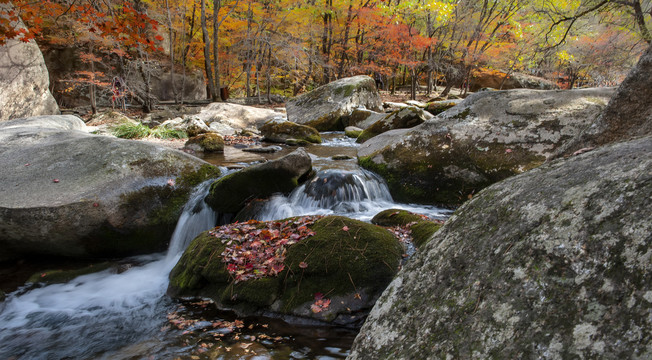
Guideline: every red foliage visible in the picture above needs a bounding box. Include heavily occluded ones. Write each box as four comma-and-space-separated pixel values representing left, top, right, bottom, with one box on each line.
209, 216, 321, 283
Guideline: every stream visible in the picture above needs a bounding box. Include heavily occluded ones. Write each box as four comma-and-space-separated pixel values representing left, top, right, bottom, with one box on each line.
0, 132, 450, 359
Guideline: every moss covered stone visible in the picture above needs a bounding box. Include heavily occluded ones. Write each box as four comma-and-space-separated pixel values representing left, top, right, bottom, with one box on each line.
345, 126, 363, 138
372, 209, 442, 247
168, 215, 403, 325
206, 148, 311, 214
357, 88, 614, 207
26, 262, 113, 285
184, 133, 225, 153
260, 120, 321, 144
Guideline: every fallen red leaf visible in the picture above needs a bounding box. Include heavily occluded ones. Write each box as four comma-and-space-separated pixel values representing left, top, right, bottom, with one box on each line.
342, 225, 349, 232
299, 261, 308, 269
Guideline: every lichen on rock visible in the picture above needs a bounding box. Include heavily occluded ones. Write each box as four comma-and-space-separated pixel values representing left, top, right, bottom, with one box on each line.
349, 136, 652, 359
358, 87, 615, 207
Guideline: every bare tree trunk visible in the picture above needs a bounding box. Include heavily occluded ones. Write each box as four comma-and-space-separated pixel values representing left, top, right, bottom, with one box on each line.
89, 44, 97, 114
201, 0, 216, 100
212, 0, 222, 101
164, 0, 178, 103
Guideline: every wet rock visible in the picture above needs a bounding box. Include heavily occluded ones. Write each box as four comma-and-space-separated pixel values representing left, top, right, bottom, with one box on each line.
356, 106, 434, 143
242, 145, 283, 153
0, 115, 221, 260
349, 136, 652, 359
26, 262, 113, 285
332, 155, 354, 161
184, 133, 225, 153
168, 215, 403, 327
286, 75, 382, 131
358, 87, 615, 206
260, 119, 321, 144
205, 148, 312, 214
0, 14, 59, 121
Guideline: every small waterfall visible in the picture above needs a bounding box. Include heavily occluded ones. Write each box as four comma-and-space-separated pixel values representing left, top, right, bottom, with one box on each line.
257, 169, 394, 221
0, 178, 218, 360
166, 180, 216, 261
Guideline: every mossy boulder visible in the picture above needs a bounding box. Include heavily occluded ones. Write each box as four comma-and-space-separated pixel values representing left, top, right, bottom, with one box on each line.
349, 135, 652, 360
205, 148, 312, 214
286, 75, 382, 131
26, 262, 113, 285
357, 106, 434, 143
184, 133, 225, 152
425, 99, 463, 115
0, 115, 221, 260
168, 215, 403, 326
371, 209, 442, 248
358, 87, 615, 207
260, 119, 321, 144
345, 126, 363, 138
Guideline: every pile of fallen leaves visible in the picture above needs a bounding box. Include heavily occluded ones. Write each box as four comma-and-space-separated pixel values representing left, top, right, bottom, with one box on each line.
209, 216, 321, 283
222, 134, 262, 146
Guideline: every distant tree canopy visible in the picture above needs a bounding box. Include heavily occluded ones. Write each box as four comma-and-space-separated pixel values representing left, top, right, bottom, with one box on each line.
1, 0, 649, 101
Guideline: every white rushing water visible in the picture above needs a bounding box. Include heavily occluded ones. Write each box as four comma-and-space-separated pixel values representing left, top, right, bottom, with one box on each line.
0, 166, 450, 359
0, 180, 217, 360
255, 169, 450, 222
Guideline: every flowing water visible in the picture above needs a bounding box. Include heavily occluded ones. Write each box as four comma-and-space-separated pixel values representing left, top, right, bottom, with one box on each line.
0, 133, 450, 359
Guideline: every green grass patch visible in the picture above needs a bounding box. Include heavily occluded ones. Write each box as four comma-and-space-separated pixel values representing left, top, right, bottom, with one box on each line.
112, 122, 187, 139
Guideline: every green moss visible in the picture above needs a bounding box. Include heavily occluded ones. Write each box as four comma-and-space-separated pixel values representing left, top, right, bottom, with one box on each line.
27, 262, 113, 284
280, 216, 402, 311
208, 167, 302, 214
286, 138, 312, 146
345, 128, 363, 138
426, 101, 458, 115
371, 209, 424, 226
261, 121, 322, 144
168, 215, 403, 321
84, 164, 221, 258
359, 133, 546, 207
410, 222, 442, 247
306, 113, 344, 131
371, 209, 442, 247
185, 133, 224, 152
452, 108, 471, 120
176, 164, 222, 188
221, 277, 280, 307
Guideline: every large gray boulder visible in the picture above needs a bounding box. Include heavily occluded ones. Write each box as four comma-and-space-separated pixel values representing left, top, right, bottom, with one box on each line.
195, 102, 283, 135
349, 135, 652, 359
555, 44, 652, 157
205, 148, 312, 214
0, 115, 221, 261
0, 18, 59, 121
286, 75, 382, 131
358, 87, 615, 206
356, 106, 434, 143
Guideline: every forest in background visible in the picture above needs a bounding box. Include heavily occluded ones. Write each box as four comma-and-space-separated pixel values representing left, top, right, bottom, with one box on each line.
1, 0, 650, 109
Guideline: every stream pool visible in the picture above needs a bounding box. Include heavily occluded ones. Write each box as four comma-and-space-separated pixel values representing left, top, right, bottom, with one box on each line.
0, 132, 450, 359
